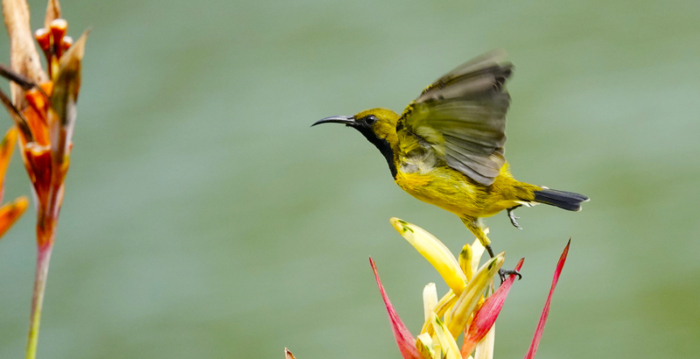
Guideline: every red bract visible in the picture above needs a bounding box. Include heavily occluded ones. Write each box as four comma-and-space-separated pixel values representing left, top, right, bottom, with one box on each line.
461, 258, 525, 356
370, 257, 422, 359
524, 239, 571, 359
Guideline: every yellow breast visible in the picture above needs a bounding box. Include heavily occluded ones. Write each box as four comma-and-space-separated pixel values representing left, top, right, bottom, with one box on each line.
395, 166, 484, 216
394, 162, 530, 218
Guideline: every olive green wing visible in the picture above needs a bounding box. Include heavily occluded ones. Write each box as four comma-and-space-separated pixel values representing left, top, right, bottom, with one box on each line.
397, 51, 513, 186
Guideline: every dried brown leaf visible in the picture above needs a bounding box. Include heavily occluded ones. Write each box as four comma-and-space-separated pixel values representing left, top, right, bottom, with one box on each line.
2, 0, 48, 106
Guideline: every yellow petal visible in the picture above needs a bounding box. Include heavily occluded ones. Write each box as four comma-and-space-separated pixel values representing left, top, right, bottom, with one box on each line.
423, 283, 438, 323
416, 333, 437, 359
431, 314, 461, 359
445, 254, 504, 337
421, 289, 456, 335
390, 218, 466, 295
474, 324, 495, 359
459, 244, 474, 281
470, 239, 486, 275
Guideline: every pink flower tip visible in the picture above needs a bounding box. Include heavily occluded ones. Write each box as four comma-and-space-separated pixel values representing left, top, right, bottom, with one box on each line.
462, 258, 525, 356
523, 239, 571, 359
369, 257, 421, 359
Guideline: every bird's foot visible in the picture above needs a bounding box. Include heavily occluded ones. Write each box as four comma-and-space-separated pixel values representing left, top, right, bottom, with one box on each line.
485, 245, 522, 283
499, 268, 522, 283
507, 205, 523, 229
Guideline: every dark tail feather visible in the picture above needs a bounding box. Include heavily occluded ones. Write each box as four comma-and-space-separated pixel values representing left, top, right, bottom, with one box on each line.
533, 188, 589, 212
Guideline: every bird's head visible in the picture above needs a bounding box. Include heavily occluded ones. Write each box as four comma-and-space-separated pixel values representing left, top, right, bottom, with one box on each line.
313, 108, 400, 177
312, 107, 399, 144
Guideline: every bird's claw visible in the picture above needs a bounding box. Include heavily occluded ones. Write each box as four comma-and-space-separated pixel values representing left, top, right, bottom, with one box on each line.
499, 268, 522, 283
507, 205, 522, 229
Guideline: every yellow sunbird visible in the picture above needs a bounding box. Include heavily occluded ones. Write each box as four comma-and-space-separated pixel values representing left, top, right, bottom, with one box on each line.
313, 51, 588, 276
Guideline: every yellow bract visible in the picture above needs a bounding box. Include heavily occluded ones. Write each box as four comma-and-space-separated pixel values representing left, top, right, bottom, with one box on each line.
446, 255, 504, 337
390, 217, 467, 295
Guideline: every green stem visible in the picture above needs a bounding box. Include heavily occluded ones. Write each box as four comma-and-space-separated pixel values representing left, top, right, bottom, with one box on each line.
25, 244, 53, 359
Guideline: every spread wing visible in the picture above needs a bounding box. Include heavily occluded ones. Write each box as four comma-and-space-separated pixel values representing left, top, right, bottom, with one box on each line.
397, 50, 513, 186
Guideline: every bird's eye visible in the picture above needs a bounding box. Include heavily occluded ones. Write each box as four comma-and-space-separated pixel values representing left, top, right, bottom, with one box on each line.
365, 115, 377, 125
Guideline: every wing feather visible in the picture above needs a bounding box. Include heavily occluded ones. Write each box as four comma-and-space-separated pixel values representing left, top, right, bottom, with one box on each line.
397, 51, 513, 186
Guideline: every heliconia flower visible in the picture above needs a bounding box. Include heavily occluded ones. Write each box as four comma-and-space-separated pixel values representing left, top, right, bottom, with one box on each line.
0, 0, 88, 357
284, 222, 571, 359
0, 126, 29, 240
377, 219, 570, 359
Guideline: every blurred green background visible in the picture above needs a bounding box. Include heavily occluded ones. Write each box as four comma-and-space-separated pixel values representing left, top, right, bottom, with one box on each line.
0, 0, 699, 358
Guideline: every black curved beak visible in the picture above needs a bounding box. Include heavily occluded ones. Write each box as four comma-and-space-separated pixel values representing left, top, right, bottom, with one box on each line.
312, 115, 355, 127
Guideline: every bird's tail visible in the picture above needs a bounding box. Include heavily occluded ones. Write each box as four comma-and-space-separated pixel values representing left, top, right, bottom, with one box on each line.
533, 188, 589, 212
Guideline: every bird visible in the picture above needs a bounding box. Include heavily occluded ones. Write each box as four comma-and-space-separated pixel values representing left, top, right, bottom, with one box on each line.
313, 51, 588, 277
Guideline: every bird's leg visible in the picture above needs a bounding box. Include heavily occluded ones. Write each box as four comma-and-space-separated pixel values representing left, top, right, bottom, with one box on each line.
461, 216, 521, 283
461, 216, 491, 248
506, 205, 522, 229
485, 244, 495, 258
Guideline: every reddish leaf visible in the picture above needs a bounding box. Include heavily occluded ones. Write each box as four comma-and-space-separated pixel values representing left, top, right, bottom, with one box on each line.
370, 257, 421, 359
0, 196, 28, 239
461, 258, 524, 357
524, 239, 571, 359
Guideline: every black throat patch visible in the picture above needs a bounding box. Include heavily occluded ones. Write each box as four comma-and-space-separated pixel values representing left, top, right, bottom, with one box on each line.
354, 126, 397, 179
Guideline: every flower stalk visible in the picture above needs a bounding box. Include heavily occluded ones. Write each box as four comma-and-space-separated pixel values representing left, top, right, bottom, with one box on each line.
26, 245, 52, 359
1, 0, 87, 357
